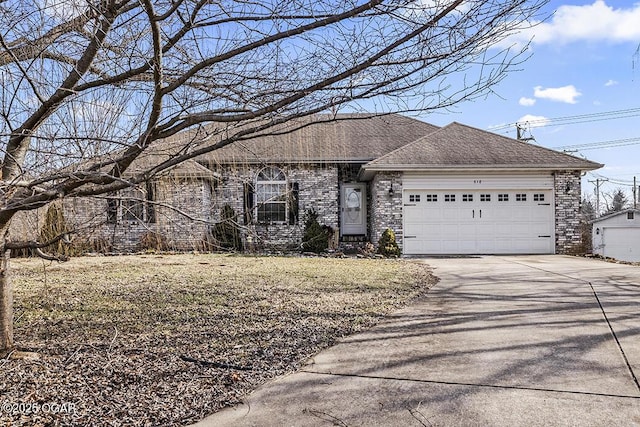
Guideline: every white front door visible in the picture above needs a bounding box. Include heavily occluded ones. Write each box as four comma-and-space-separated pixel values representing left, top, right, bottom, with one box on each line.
341, 184, 367, 235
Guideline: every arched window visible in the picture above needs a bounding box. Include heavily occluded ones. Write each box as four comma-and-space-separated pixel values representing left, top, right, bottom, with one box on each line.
256, 167, 287, 223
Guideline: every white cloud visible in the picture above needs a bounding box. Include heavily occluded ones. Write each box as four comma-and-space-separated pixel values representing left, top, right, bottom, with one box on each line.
498, 1, 640, 47
43, 0, 86, 20
533, 85, 581, 104
517, 114, 550, 128
401, 0, 471, 21
604, 79, 618, 86
519, 97, 536, 106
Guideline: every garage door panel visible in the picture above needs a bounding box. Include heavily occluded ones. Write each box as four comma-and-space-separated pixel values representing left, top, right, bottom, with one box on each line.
403, 239, 423, 254
403, 188, 553, 255
528, 224, 552, 236
457, 223, 475, 233
477, 239, 497, 252
443, 208, 463, 220
441, 241, 461, 252
403, 208, 424, 222
514, 237, 551, 252
494, 239, 514, 252
511, 207, 532, 218
493, 210, 514, 221
602, 228, 640, 262
440, 223, 461, 236
476, 223, 496, 235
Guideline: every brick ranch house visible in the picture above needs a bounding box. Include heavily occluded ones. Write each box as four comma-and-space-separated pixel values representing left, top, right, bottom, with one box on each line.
57, 113, 602, 255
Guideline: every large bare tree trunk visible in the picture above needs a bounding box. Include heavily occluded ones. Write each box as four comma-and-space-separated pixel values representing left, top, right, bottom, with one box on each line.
0, 247, 13, 353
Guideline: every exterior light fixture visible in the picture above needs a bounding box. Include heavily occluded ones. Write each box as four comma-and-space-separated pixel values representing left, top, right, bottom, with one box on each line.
388, 183, 394, 197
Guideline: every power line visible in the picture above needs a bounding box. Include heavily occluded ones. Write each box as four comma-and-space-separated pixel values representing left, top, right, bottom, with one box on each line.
491, 106, 640, 132
489, 107, 640, 152
588, 172, 638, 187
556, 137, 640, 151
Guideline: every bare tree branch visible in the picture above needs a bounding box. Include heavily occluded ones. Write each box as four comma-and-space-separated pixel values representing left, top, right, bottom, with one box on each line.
2, 2, 120, 181
6, 230, 71, 250
0, 9, 97, 66
0, 0, 549, 350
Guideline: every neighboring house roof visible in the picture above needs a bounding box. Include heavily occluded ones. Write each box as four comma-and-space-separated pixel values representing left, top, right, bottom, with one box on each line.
199, 113, 440, 165
361, 122, 603, 177
591, 208, 640, 224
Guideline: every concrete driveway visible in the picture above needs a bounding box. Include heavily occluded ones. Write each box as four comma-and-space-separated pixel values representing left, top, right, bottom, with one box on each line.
193, 256, 640, 426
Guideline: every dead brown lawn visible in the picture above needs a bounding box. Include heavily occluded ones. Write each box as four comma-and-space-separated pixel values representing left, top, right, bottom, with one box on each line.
1, 254, 436, 426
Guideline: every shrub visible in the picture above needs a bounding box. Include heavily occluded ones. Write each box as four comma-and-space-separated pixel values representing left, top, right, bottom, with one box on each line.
68, 237, 113, 255
377, 228, 400, 257
210, 204, 244, 251
301, 209, 329, 253
139, 231, 169, 252
39, 203, 71, 258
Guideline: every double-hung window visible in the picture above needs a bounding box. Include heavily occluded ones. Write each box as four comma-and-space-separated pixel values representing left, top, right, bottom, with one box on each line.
256, 167, 287, 223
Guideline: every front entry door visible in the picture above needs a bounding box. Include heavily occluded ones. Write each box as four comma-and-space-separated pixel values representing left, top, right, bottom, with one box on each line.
341, 184, 367, 235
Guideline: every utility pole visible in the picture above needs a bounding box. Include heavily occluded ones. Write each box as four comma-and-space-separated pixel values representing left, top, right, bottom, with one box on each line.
515, 123, 535, 142
634, 176, 637, 209
588, 178, 608, 217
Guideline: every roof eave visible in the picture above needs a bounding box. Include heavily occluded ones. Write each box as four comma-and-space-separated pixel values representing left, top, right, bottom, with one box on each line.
202, 158, 373, 165
359, 163, 604, 180
590, 208, 640, 224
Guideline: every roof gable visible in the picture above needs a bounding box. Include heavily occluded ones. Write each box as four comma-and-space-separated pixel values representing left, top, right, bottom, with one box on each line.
159, 159, 219, 180
363, 122, 602, 172
591, 208, 640, 224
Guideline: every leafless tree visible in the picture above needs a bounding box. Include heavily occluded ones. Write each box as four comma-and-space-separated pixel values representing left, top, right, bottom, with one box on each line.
0, 0, 547, 351
602, 187, 630, 214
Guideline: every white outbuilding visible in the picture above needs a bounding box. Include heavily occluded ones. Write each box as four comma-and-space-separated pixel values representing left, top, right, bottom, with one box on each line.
592, 209, 640, 262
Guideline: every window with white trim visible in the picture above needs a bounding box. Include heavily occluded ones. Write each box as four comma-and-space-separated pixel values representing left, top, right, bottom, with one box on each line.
256, 167, 287, 222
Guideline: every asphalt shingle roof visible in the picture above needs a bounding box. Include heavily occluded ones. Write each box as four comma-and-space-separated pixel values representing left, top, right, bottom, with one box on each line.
364, 122, 602, 171
199, 113, 440, 164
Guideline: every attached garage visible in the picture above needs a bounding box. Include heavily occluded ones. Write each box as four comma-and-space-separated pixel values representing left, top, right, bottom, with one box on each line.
402, 174, 554, 254
361, 122, 603, 256
592, 209, 640, 262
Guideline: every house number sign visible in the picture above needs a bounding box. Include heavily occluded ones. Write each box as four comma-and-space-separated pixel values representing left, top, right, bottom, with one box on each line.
473, 179, 482, 184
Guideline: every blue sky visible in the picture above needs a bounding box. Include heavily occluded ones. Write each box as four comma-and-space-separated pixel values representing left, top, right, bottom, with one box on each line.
419, 0, 640, 209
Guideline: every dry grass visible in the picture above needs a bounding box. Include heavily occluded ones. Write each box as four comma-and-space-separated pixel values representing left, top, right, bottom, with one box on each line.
1, 254, 436, 426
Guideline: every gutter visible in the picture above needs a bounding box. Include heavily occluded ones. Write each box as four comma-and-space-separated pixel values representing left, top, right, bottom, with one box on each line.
358, 164, 604, 181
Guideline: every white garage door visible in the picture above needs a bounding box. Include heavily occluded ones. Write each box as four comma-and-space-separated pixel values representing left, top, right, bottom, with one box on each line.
403, 189, 554, 255
602, 227, 640, 262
